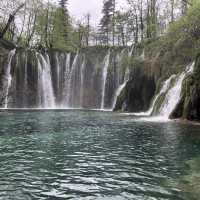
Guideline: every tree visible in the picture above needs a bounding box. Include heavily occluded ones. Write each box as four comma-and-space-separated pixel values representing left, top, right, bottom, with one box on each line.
0, 3, 25, 39
170, 0, 175, 22
99, 0, 115, 45
115, 11, 127, 46
58, 0, 70, 42
85, 13, 91, 46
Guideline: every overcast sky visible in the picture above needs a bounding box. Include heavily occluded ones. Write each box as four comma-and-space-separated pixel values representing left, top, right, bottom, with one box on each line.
68, 0, 128, 26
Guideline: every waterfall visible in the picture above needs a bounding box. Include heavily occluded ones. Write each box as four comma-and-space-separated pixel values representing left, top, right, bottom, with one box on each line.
23, 51, 28, 106
112, 81, 128, 110
112, 68, 130, 110
140, 50, 145, 60
3, 49, 16, 108
158, 62, 195, 118
101, 51, 110, 109
133, 62, 194, 119
80, 55, 86, 107
129, 46, 134, 57
2, 48, 171, 111
65, 53, 79, 107
36, 53, 55, 108
62, 53, 71, 107
134, 75, 176, 116
111, 46, 133, 111
55, 52, 60, 93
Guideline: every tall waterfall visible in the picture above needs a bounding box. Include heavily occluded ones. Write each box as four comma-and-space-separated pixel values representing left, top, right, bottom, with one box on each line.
101, 51, 110, 109
0, 48, 136, 109
36, 53, 55, 108
2, 49, 16, 108
158, 62, 195, 118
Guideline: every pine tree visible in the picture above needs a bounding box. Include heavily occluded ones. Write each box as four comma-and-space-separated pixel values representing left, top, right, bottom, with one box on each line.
99, 0, 115, 45
58, 0, 70, 42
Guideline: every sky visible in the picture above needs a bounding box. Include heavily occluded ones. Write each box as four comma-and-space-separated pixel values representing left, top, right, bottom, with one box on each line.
68, 0, 128, 26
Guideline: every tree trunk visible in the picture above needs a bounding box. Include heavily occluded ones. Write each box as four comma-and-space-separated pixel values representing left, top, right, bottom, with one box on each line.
171, 0, 175, 22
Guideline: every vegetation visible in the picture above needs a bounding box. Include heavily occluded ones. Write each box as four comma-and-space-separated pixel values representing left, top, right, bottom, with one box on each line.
0, 0, 199, 53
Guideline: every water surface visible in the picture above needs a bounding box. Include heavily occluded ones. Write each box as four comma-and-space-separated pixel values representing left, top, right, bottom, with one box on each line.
0, 110, 200, 200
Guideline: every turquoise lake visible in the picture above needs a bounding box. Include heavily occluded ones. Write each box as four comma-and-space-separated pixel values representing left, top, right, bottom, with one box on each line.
0, 110, 200, 200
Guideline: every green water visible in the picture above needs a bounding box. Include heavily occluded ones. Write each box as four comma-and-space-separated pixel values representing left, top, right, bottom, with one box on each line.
0, 110, 200, 200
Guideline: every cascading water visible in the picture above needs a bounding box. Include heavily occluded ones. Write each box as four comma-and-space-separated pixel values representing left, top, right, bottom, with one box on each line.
140, 49, 145, 60
3, 49, 16, 108
80, 55, 86, 107
0, 48, 138, 110
132, 62, 195, 121
129, 46, 134, 57
134, 74, 176, 116
36, 53, 55, 108
112, 68, 130, 110
158, 62, 195, 118
23, 51, 28, 106
111, 47, 133, 111
101, 50, 110, 109
55, 52, 60, 93
65, 53, 79, 107
62, 53, 71, 107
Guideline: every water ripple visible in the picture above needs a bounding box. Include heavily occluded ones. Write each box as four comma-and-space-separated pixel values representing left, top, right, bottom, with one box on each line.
0, 110, 199, 199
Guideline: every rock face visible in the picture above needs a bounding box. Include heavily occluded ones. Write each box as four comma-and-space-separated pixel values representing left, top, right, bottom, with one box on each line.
171, 54, 200, 121
114, 64, 157, 112
114, 53, 161, 112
